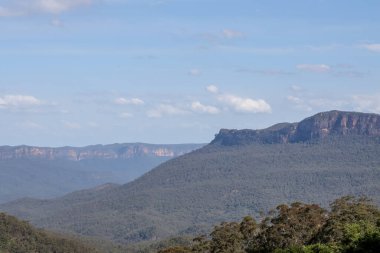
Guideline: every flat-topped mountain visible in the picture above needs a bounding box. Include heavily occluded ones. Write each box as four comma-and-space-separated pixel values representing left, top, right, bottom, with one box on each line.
0, 143, 203, 203
1, 111, 379, 245
212, 110, 380, 145
0, 143, 202, 161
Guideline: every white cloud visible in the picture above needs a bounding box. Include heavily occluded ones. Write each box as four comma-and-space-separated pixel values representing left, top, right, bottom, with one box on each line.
286, 95, 308, 111
286, 95, 312, 112
290, 85, 302, 92
0, 95, 42, 108
287, 95, 303, 104
205, 85, 271, 113
222, 29, 243, 39
191, 101, 220, 114
206, 85, 219, 94
188, 68, 201, 76
119, 112, 134, 118
114, 97, 144, 105
352, 94, 380, 113
147, 104, 187, 118
360, 43, 380, 53
287, 87, 350, 112
218, 94, 271, 113
37, 0, 92, 13
308, 98, 347, 108
0, 6, 23, 16
288, 92, 380, 114
0, 0, 92, 17
297, 64, 331, 73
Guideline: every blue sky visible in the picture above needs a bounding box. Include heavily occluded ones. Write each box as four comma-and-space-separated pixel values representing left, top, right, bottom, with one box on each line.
1, 0, 379, 146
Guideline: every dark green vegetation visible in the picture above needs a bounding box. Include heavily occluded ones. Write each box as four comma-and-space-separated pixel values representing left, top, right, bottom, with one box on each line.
1, 111, 379, 246
0, 212, 97, 253
2, 197, 378, 253
158, 196, 380, 253
0, 143, 203, 203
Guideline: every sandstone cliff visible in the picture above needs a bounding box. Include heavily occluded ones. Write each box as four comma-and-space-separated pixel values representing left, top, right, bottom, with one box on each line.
211, 110, 380, 145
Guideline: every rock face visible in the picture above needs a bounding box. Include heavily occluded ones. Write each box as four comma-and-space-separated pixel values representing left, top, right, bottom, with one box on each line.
212, 111, 380, 145
0, 143, 203, 161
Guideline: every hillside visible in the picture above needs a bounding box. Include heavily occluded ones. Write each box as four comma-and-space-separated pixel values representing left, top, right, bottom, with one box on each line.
1, 110, 379, 245
0, 212, 98, 253
0, 143, 203, 203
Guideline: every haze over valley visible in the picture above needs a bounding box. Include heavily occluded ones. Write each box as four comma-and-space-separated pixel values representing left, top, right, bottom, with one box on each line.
0, 143, 203, 203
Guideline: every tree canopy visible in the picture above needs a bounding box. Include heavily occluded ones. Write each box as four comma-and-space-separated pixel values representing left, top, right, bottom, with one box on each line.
158, 196, 380, 253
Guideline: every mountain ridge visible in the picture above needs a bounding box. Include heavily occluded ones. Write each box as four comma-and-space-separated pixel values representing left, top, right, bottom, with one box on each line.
211, 110, 380, 145
0, 143, 204, 203
1, 110, 379, 244
0, 143, 204, 161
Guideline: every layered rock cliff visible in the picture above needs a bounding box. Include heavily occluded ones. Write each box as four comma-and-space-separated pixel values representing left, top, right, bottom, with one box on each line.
211, 110, 380, 145
0, 143, 203, 161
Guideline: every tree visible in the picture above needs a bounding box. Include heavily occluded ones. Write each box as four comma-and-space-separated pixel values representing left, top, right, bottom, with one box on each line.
254, 203, 327, 252
314, 196, 380, 245
210, 222, 245, 253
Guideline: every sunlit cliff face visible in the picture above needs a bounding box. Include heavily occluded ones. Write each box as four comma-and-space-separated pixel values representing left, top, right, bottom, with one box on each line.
212, 111, 380, 146
0, 145, 192, 161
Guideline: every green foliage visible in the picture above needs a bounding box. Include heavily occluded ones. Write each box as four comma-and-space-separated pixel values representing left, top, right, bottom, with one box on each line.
159, 196, 380, 253
157, 246, 192, 253
315, 196, 380, 245
254, 203, 327, 252
1, 136, 379, 244
210, 222, 245, 253
342, 222, 380, 253
0, 212, 97, 253
192, 235, 211, 253
303, 243, 337, 253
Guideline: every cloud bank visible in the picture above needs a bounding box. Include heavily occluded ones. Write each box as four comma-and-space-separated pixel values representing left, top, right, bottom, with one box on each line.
191, 101, 220, 114
0, 95, 42, 108
297, 64, 331, 73
360, 43, 380, 53
147, 104, 187, 118
0, 0, 93, 17
206, 85, 271, 113
114, 97, 145, 105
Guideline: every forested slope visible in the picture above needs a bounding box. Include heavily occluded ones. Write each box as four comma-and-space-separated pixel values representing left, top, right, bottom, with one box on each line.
1, 111, 379, 245
0, 212, 98, 253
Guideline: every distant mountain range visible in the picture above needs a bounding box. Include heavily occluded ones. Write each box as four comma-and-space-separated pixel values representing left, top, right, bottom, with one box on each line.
1, 110, 379, 245
0, 143, 203, 203
0, 143, 203, 161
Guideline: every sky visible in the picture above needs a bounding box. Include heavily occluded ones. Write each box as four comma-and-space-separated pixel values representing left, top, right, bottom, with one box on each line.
0, 0, 379, 146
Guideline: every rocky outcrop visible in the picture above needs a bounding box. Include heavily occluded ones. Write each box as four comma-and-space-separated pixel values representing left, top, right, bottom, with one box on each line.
211, 110, 380, 145
0, 143, 203, 161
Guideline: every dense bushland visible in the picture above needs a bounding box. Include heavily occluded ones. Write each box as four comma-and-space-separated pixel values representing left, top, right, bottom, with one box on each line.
158, 196, 380, 253
0, 212, 98, 253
